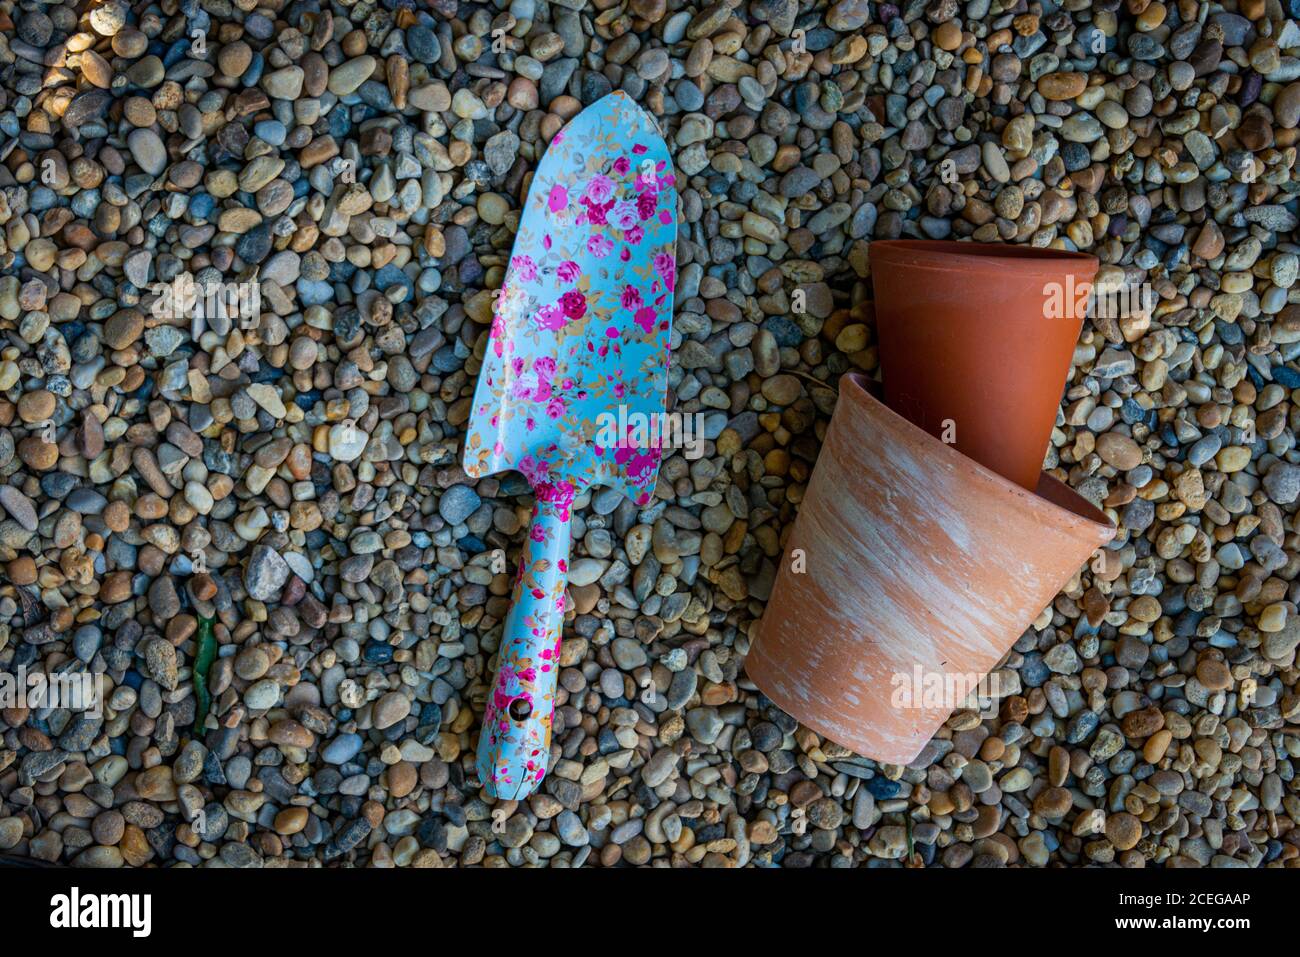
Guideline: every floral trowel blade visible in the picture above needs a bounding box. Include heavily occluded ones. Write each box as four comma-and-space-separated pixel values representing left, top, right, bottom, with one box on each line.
463, 92, 678, 800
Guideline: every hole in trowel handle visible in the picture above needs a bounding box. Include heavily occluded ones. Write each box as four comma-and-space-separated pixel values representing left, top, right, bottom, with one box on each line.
508, 699, 532, 722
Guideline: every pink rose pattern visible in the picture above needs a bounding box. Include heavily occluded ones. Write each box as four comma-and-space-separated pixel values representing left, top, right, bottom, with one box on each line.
462, 92, 678, 798
475, 486, 571, 796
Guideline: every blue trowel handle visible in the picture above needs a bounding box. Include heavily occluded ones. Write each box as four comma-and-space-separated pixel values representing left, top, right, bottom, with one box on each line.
477, 497, 572, 799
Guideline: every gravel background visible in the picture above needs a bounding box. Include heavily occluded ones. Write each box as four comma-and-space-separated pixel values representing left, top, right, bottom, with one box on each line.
0, 0, 1299, 867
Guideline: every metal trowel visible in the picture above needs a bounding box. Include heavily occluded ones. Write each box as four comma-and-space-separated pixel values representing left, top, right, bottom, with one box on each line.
463, 91, 679, 799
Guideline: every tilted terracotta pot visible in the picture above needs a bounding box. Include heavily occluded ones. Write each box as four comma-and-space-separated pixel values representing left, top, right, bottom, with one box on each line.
746, 373, 1115, 765
870, 240, 1099, 492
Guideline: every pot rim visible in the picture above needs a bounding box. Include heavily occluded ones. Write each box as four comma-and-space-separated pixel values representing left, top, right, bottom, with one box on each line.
869, 239, 1099, 278
841, 371, 1116, 541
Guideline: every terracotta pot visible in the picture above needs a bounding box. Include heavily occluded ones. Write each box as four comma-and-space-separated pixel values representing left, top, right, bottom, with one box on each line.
870, 239, 1099, 491
746, 372, 1115, 765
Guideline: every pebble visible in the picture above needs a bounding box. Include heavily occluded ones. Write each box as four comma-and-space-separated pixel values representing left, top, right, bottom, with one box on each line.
439, 486, 481, 526
244, 545, 290, 602
328, 56, 376, 97
322, 734, 364, 765
126, 129, 166, 177
327, 420, 369, 463
373, 692, 412, 730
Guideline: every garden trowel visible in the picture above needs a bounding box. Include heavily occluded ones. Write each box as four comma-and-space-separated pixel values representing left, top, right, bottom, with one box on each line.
463, 92, 679, 799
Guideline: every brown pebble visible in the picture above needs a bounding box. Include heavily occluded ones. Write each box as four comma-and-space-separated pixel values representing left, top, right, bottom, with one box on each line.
507, 77, 539, 111
103, 309, 145, 349
274, 807, 309, 835
972, 805, 1001, 838
119, 825, 154, 866
386, 761, 418, 798
1105, 812, 1142, 851
1196, 657, 1231, 691
1096, 432, 1143, 470
8, 557, 37, 585
1038, 72, 1088, 100
1033, 787, 1073, 818
268, 720, 314, 748
1143, 729, 1173, 763
16, 390, 55, 423
218, 41, 253, 78
17, 437, 58, 471
1121, 705, 1165, 738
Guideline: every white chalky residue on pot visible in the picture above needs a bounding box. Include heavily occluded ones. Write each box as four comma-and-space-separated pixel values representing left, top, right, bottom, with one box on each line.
746, 377, 1115, 763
